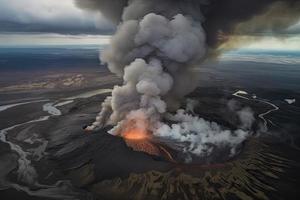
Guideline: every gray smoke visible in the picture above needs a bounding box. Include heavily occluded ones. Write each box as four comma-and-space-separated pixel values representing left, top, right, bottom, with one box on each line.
185, 98, 199, 114
84, 1, 208, 132
227, 99, 255, 130
237, 107, 255, 130
75, 0, 296, 159
75, 0, 127, 23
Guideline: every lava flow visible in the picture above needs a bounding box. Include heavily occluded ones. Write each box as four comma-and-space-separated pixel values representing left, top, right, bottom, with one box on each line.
121, 128, 175, 162
122, 128, 161, 156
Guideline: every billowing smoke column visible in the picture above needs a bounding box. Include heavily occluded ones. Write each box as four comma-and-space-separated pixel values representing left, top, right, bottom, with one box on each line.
76, 0, 300, 159
81, 0, 208, 132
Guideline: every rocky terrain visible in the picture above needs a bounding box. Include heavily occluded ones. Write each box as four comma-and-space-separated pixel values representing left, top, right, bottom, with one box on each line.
0, 69, 300, 199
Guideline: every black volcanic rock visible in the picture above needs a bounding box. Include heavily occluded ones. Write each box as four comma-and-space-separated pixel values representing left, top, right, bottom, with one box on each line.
48, 126, 171, 185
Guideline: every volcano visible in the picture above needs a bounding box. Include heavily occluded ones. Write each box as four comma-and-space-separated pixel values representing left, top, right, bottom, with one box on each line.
121, 128, 176, 162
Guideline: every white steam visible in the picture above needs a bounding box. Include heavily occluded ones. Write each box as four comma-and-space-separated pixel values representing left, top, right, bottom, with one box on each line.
154, 110, 249, 157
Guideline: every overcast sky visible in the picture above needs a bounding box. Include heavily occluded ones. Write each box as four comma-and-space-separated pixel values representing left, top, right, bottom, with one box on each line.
0, 0, 299, 49
0, 0, 114, 35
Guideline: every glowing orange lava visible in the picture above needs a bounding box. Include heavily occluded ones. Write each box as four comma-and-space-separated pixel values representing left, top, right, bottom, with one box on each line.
122, 129, 149, 141
119, 115, 175, 162
121, 128, 162, 156
121, 128, 175, 162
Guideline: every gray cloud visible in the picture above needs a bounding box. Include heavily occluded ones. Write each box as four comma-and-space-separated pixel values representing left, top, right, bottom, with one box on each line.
286, 22, 300, 35
0, 0, 115, 34
76, 0, 300, 48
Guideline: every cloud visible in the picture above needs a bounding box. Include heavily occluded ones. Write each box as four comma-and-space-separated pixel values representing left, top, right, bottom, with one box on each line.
285, 22, 300, 35
0, 33, 111, 46
0, 0, 115, 34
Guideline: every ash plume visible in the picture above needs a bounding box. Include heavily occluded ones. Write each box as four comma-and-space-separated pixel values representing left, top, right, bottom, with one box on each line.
75, 0, 300, 159
83, 0, 208, 131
